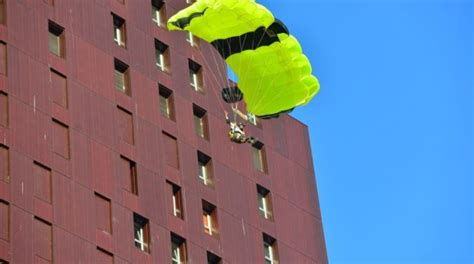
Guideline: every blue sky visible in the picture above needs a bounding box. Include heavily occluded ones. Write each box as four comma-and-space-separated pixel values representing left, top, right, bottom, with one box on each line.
258, 0, 473, 263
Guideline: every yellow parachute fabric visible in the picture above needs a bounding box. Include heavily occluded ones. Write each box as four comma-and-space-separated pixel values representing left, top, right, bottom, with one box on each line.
168, 0, 319, 118
167, 0, 274, 42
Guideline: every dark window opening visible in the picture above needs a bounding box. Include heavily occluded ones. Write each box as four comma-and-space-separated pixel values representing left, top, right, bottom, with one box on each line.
48, 20, 65, 58
151, 0, 166, 27
0, 41, 6, 76
114, 58, 131, 96
112, 13, 126, 47
167, 181, 184, 219
0, 92, 8, 127
155, 39, 170, 72
171, 233, 187, 264
0, 0, 6, 25
202, 200, 219, 237
207, 251, 222, 264
257, 185, 273, 221
0, 144, 9, 183
0, 199, 9, 242
252, 141, 267, 173
133, 213, 150, 253
121, 156, 138, 195
159, 84, 175, 120
197, 151, 213, 186
193, 104, 209, 139
186, 32, 199, 47
189, 59, 203, 92
263, 233, 279, 264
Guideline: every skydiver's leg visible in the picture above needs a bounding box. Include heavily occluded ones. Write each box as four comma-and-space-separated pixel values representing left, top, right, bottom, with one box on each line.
236, 133, 247, 144
247, 136, 257, 145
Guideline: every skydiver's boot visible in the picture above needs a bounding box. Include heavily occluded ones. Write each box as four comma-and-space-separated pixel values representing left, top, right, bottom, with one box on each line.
247, 136, 257, 145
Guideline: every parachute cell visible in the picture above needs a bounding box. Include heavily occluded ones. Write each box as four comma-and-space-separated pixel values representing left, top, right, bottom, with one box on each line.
168, 0, 320, 118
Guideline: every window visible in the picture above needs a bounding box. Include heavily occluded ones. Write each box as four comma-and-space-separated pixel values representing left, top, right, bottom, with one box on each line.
48, 20, 65, 58
257, 185, 273, 221
0, 92, 8, 127
263, 233, 279, 264
0, 200, 8, 242
171, 233, 187, 264
0, 41, 6, 75
0, 0, 5, 25
163, 132, 179, 169
186, 32, 198, 47
50, 69, 68, 108
133, 213, 150, 253
121, 156, 138, 195
52, 119, 70, 159
33, 217, 53, 263
159, 84, 175, 120
33, 162, 52, 204
117, 106, 134, 145
252, 141, 267, 173
0, 144, 8, 183
96, 247, 114, 264
114, 58, 131, 96
189, 60, 203, 92
155, 39, 170, 72
202, 200, 219, 237
167, 181, 183, 219
193, 104, 208, 139
112, 13, 126, 48
207, 251, 222, 264
151, 0, 166, 27
95, 193, 112, 234
197, 151, 213, 186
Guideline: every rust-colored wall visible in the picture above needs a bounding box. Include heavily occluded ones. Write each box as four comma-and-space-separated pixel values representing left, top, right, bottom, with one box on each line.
0, 0, 327, 263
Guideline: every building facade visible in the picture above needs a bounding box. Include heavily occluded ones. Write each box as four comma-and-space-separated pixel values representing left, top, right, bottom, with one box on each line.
0, 0, 327, 263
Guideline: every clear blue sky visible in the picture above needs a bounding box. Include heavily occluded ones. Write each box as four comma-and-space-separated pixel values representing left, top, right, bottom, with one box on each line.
258, 0, 473, 263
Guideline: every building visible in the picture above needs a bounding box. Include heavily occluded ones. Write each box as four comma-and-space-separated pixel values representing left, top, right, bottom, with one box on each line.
0, 0, 327, 263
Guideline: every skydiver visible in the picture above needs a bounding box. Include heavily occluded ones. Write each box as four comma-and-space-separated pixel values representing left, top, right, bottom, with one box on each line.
225, 109, 257, 145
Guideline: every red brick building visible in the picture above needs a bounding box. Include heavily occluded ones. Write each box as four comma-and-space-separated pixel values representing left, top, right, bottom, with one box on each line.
0, 0, 327, 263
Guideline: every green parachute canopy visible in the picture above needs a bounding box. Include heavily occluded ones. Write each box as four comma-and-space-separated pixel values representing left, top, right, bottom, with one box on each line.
168, 0, 319, 118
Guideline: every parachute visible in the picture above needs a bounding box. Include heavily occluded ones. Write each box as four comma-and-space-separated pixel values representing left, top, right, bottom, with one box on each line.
168, 0, 319, 118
